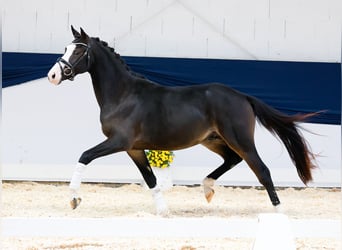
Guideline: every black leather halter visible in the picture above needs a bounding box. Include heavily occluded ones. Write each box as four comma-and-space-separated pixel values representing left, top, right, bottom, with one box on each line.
56, 42, 90, 81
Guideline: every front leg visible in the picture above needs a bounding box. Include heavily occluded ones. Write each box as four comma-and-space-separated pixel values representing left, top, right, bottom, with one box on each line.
69, 136, 129, 209
127, 150, 168, 215
70, 162, 86, 209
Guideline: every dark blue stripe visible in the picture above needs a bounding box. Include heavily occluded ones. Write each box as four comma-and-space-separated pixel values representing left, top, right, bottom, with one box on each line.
3, 52, 59, 87
3, 52, 341, 124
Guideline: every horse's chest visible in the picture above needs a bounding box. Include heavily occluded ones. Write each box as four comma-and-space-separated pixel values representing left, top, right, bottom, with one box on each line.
99, 106, 137, 137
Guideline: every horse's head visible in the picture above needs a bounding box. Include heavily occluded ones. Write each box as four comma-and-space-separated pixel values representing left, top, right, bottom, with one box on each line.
48, 26, 91, 85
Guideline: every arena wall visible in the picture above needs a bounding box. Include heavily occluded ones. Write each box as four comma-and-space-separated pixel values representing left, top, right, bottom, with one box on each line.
2, 0, 341, 186
2, 0, 341, 61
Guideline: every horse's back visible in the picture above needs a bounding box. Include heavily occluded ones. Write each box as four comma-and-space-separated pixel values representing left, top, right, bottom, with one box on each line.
140, 80, 254, 124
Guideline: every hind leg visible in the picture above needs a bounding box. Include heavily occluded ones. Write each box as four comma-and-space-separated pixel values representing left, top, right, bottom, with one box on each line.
241, 149, 280, 206
224, 141, 281, 207
201, 137, 242, 202
127, 150, 168, 215
216, 113, 280, 207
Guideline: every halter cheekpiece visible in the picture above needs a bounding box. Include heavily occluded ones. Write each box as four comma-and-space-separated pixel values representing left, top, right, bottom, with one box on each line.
56, 42, 90, 81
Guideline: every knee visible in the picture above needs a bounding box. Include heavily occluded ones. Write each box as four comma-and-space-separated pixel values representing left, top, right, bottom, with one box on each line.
79, 151, 92, 165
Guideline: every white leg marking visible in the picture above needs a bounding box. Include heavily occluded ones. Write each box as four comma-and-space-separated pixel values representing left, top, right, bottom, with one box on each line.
151, 186, 168, 215
274, 204, 283, 213
69, 162, 86, 199
203, 177, 215, 202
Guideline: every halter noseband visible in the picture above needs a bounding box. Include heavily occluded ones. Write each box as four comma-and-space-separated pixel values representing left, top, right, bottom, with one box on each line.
56, 42, 90, 81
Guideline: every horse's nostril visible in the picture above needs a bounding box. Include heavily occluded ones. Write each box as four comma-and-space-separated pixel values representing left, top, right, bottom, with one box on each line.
52, 73, 56, 79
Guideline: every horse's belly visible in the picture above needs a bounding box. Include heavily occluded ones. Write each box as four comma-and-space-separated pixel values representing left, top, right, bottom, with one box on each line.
133, 128, 214, 151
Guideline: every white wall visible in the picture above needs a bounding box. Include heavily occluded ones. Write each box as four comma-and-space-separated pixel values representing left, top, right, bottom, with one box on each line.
2, 0, 341, 62
2, 0, 341, 186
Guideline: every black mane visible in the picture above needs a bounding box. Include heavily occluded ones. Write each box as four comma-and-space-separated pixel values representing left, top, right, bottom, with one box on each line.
91, 37, 146, 79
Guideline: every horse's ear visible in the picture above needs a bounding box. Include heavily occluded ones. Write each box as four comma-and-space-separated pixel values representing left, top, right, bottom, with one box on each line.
80, 27, 90, 41
71, 25, 81, 39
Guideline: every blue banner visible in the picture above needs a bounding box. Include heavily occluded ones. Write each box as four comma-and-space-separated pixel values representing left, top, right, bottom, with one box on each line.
3, 52, 341, 124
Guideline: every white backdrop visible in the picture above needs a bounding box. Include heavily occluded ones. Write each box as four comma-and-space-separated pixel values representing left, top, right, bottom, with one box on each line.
2, 0, 341, 187
2, 0, 341, 61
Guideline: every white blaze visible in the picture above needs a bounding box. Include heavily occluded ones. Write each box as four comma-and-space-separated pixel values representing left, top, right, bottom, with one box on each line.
47, 44, 76, 85
63, 44, 76, 62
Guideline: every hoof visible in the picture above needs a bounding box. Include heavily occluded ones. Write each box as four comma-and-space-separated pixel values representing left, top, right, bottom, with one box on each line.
203, 177, 215, 203
274, 204, 283, 213
205, 189, 215, 203
157, 207, 170, 217
70, 197, 82, 209
155, 197, 169, 216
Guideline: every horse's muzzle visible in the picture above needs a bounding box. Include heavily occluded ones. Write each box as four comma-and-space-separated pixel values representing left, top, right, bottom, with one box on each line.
47, 63, 63, 85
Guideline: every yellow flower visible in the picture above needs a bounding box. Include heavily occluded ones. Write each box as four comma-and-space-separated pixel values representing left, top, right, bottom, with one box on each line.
145, 150, 174, 168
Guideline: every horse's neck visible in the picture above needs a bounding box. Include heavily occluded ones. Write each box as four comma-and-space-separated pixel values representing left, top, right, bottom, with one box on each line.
89, 54, 133, 108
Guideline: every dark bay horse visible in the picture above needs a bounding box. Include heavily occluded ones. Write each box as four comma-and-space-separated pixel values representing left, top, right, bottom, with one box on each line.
48, 26, 317, 214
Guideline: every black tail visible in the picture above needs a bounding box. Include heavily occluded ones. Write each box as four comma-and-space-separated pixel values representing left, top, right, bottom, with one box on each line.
246, 95, 317, 184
